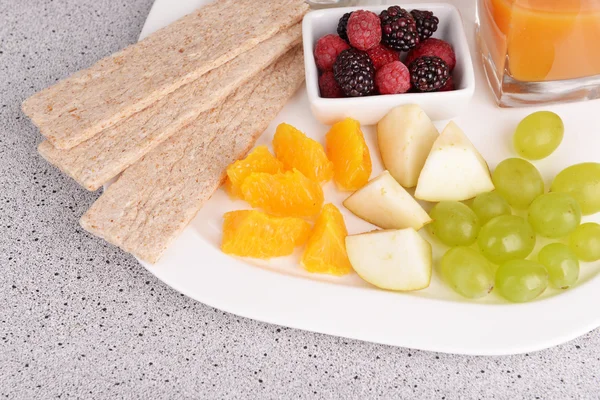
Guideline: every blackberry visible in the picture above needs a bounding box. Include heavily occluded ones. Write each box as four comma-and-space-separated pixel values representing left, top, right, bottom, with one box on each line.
410, 10, 439, 40
409, 56, 450, 92
337, 12, 353, 43
379, 6, 420, 52
333, 48, 375, 97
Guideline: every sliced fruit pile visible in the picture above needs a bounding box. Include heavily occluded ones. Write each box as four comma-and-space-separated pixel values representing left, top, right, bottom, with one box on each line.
368, 107, 598, 303
343, 108, 494, 292
221, 119, 371, 275
342, 107, 600, 301
315, 6, 457, 98
219, 106, 599, 303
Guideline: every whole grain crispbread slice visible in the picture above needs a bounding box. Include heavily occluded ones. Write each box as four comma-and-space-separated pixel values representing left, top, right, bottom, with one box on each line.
37, 24, 301, 191
80, 47, 305, 264
22, 0, 308, 149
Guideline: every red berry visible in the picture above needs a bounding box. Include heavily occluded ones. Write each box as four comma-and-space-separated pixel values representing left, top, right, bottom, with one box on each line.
314, 34, 350, 72
319, 71, 344, 98
366, 44, 399, 70
347, 10, 382, 51
406, 38, 456, 71
439, 75, 455, 92
375, 61, 411, 95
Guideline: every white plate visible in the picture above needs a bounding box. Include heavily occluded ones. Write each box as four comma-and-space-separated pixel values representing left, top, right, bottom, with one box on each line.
135, 0, 600, 355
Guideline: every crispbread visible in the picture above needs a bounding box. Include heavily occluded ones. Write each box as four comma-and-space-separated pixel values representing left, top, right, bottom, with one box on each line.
80, 47, 305, 264
38, 24, 301, 191
22, 0, 308, 149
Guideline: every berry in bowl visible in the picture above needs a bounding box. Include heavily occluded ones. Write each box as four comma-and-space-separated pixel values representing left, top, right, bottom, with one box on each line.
302, 3, 475, 125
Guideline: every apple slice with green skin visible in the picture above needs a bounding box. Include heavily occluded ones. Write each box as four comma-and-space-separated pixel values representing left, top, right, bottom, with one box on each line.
343, 171, 432, 230
377, 104, 439, 188
346, 229, 432, 291
415, 121, 494, 202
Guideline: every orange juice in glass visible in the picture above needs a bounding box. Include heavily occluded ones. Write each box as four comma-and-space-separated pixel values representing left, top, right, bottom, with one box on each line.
476, 0, 600, 106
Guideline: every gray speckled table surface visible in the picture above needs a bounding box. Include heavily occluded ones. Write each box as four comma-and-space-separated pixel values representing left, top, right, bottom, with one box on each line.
1, 1, 600, 398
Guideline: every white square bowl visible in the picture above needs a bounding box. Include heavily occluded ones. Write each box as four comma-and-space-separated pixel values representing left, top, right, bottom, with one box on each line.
302, 3, 475, 125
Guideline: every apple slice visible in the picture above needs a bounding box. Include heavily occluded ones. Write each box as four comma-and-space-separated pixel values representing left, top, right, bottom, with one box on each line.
343, 171, 431, 230
377, 104, 439, 188
345, 229, 432, 291
415, 121, 494, 202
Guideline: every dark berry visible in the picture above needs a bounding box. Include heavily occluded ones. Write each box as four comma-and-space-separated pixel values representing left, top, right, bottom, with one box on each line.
333, 48, 375, 97
375, 61, 410, 95
379, 6, 420, 52
410, 10, 439, 41
347, 10, 382, 51
406, 38, 456, 71
439, 75, 455, 92
337, 12, 353, 42
366, 44, 399, 70
319, 71, 344, 98
409, 56, 450, 92
314, 34, 350, 72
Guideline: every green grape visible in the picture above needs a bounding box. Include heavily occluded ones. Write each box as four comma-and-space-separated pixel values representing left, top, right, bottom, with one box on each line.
513, 111, 564, 160
569, 223, 600, 262
427, 202, 480, 246
477, 215, 536, 263
441, 247, 495, 299
492, 158, 544, 209
538, 243, 579, 289
470, 192, 512, 224
551, 162, 600, 215
496, 259, 549, 303
527, 192, 581, 238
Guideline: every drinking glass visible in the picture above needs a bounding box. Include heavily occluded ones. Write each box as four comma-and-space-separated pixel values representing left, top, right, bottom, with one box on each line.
476, 0, 600, 107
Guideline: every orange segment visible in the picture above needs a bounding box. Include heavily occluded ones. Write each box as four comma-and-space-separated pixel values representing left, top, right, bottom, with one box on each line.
325, 118, 372, 191
301, 204, 353, 276
273, 123, 334, 183
241, 169, 324, 218
222, 210, 311, 259
225, 146, 284, 198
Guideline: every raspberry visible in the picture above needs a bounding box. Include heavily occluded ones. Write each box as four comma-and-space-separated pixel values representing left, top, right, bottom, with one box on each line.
314, 34, 350, 72
347, 10, 382, 51
439, 75, 455, 92
366, 44, 399, 70
337, 12, 353, 42
410, 10, 439, 41
319, 71, 344, 98
375, 61, 411, 95
406, 38, 456, 71
409, 56, 450, 92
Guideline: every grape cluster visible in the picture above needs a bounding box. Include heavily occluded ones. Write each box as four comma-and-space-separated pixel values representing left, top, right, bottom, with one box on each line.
436, 112, 600, 303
